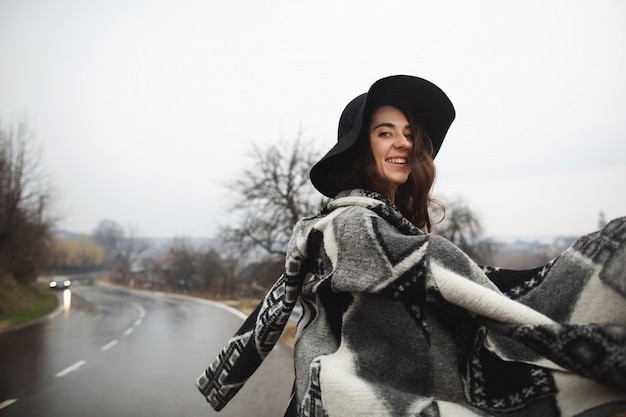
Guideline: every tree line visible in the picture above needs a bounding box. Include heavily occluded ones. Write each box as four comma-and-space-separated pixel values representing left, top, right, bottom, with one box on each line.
0, 120, 54, 284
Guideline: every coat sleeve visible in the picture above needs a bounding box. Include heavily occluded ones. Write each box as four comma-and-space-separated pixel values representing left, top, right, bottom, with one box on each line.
195, 221, 310, 411
330, 207, 626, 390
194, 276, 285, 410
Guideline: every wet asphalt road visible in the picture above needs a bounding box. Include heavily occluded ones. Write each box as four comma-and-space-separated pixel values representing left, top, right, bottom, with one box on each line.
0, 283, 294, 417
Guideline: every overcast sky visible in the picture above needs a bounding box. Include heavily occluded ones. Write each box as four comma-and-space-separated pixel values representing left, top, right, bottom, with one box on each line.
1, 0, 624, 239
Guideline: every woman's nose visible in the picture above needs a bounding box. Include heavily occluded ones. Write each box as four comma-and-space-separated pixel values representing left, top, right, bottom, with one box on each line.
395, 134, 412, 149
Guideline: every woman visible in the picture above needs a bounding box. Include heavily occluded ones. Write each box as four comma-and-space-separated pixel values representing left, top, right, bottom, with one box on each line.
196, 76, 626, 416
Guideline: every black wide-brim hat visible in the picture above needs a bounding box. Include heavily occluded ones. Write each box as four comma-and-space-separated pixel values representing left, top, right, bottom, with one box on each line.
310, 75, 455, 197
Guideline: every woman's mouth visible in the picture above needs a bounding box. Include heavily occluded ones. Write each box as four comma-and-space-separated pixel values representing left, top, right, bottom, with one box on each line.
386, 158, 407, 164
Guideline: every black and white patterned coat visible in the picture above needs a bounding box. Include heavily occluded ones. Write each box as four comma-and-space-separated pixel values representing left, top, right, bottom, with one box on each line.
196, 189, 626, 416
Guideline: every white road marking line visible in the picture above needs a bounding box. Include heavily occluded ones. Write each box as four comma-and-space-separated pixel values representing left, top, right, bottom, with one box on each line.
131, 302, 146, 319
174, 295, 247, 319
0, 399, 18, 410
101, 340, 118, 351
55, 360, 86, 377
124, 327, 134, 336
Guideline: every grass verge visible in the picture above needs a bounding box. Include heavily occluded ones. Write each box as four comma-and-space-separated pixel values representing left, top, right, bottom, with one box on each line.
0, 273, 58, 332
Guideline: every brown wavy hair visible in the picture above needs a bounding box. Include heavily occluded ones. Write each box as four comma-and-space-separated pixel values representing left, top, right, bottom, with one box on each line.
329, 105, 440, 231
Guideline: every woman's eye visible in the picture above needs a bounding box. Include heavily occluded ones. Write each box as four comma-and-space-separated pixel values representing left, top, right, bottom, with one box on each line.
404, 133, 414, 141
379, 131, 392, 138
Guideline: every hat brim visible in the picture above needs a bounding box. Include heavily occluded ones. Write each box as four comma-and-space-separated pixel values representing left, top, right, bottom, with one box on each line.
310, 75, 455, 197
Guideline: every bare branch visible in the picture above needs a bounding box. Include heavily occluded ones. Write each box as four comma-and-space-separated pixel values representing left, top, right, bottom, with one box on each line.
221, 130, 325, 259
0, 118, 56, 282
430, 196, 495, 264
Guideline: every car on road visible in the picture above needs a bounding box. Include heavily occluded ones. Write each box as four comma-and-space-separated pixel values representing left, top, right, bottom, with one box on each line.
49, 275, 71, 290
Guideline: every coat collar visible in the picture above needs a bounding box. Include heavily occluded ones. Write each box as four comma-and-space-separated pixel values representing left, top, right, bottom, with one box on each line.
321, 189, 425, 236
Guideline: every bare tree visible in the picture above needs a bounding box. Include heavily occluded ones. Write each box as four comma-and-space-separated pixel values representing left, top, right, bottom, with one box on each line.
430, 197, 495, 264
165, 237, 197, 291
156, 238, 230, 295
92, 219, 149, 282
0, 119, 56, 283
110, 225, 149, 284
215, 254, 238, 298
196, 249, 228, 295
92, 219, 125, 266
222, 132, 324, 258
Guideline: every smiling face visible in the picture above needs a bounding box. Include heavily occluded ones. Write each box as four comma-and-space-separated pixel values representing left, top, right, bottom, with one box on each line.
368, 105, 414, 201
